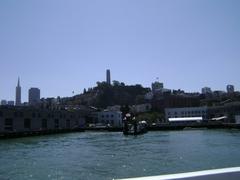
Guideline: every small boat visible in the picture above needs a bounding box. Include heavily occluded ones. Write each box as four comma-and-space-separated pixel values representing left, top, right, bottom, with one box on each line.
123, 114, 148, 135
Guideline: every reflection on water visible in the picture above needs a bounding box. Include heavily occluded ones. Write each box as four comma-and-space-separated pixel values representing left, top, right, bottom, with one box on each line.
1, 130, 240, 180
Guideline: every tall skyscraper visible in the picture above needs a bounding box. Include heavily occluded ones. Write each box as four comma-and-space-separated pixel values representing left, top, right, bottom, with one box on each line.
15, 77, 21, 106
106, 69, 111, 85
29, 88, 40, 106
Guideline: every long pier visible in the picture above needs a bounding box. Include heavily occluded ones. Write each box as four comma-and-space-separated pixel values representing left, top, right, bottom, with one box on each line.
1, 123, 240, 139
85, 123, 240, 132
0, 128, 85, 139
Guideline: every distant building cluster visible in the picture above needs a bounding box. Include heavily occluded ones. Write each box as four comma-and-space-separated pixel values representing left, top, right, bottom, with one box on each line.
0, 70, 240, 129
147, 80, 239, 124
1, 77, 41, 107
0, 100, 14, 106
201, 85, 235, 95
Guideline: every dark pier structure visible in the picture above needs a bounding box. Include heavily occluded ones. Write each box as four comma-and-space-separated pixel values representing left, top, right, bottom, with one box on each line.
0, 106, 86, 139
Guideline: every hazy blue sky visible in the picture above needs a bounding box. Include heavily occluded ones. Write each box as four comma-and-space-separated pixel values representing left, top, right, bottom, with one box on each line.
0, 0, 240, 102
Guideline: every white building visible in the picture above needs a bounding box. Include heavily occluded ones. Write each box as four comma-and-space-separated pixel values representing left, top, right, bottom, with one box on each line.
91, 110, 122, 127
202, 87, 212, 94
151, 81, 172, 96
227, 85, 234, 94
165, 106, 208, 121
152, 81, 164, 93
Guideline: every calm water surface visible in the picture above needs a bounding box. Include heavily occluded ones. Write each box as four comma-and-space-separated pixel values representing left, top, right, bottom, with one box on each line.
1, 130, 240, 180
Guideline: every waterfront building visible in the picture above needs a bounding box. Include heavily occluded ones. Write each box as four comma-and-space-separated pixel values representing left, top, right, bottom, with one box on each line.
1, 100, 7, 106
202, 87, 212, 94
207, 102, 240, 123
227, 85, 235, 94
165, 102, 240, 124
15, 77, 21, 106
0, 106, 86, 133
106, 69, 111, 85
29, 88, 40, 106
165, 106, 208, 121
90, 110, 122, 127
7, 101, 14, 106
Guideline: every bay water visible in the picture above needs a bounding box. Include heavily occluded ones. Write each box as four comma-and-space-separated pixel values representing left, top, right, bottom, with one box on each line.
1, 130, 240, 180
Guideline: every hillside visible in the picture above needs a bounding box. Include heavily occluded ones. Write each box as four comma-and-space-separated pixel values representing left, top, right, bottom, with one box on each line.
63, 81, 151, 108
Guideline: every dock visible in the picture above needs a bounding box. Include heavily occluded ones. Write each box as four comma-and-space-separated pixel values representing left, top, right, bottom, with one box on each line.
1, 122, 240, 139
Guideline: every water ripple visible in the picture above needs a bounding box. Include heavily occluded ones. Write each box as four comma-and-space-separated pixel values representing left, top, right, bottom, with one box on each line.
1, 130, 240, 180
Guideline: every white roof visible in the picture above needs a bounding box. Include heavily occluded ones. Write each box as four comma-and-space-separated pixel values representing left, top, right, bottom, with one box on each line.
211, 116, 227, 121
169, 117, 203, 122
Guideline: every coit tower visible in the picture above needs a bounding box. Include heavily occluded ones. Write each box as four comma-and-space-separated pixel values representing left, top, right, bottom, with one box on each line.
106, 69, 111, 85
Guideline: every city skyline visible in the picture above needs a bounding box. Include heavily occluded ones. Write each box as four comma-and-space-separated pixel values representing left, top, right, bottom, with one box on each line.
0, 75, 238, 103
1, 0, 240, 102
